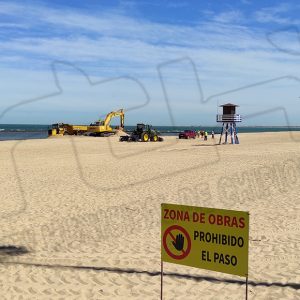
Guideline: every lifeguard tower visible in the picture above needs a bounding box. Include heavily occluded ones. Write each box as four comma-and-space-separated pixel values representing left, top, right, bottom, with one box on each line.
216, 103, 241, 144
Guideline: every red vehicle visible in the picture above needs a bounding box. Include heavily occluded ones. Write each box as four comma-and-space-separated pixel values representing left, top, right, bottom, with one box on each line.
179, 130, 196, 139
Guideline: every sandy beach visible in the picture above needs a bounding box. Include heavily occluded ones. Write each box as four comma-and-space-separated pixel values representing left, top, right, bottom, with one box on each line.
0, 132, 299, 299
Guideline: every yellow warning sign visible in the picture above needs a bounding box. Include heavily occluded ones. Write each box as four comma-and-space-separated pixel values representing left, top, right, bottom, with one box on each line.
161, 203, 249, 277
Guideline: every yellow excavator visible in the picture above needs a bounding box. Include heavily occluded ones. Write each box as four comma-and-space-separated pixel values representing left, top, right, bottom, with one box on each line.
48, 109, 124, 137
87, 109, 125, 136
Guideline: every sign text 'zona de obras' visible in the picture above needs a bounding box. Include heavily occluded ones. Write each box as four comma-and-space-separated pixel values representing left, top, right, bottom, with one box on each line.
161, 203, 249, 277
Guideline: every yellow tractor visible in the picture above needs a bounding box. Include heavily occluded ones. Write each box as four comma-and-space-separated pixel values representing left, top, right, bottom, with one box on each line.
87, 109, 125, 136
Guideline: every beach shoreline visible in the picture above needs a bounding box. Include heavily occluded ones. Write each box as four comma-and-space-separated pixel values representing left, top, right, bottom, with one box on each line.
1, 127, 300, 142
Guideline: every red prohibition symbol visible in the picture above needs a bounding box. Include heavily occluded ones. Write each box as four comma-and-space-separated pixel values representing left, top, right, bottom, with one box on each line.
163, 225, 191, 260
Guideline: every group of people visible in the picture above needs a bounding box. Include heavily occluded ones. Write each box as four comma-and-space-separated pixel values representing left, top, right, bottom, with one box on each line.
197, 130, 214, 140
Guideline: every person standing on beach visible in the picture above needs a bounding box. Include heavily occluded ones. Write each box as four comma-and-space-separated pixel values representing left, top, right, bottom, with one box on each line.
211, 130, 215, 139
204, 131, 208, 141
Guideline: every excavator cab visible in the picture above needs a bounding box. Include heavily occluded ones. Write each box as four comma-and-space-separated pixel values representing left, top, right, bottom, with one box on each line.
90, 120, 105, 126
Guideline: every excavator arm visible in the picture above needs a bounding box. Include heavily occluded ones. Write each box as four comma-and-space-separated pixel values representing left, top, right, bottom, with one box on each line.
104, 109, 124, 128
87, 109, 125, 134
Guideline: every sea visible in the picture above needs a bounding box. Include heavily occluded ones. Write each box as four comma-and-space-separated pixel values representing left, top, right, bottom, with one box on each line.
0, 124, 300, 141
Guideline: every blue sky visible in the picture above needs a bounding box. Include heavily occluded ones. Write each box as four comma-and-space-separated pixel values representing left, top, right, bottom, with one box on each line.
0, 0, 300, 125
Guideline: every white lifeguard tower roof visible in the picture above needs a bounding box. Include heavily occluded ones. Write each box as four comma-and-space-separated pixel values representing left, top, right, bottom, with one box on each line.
219, 103, 239, 107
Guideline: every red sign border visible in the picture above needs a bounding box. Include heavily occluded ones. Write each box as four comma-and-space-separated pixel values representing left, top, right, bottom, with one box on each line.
162, 225, 191, 260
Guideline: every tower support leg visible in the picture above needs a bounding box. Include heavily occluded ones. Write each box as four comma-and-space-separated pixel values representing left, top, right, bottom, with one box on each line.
234, 123, 239, 144
225, 123, 229, 144
218, 122, 239, 144
219, 123, 224, 145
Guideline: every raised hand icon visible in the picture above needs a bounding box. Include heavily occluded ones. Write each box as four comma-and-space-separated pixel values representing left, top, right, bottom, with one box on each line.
172, 233, 184, 251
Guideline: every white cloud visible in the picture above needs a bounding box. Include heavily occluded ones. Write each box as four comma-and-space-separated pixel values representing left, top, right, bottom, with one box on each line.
254, 3, 294, 25
0, 2, 24, 14
213, 10, 244, 24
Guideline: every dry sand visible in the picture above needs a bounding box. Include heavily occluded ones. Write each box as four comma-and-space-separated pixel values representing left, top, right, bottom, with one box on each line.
0, 132, 299, 299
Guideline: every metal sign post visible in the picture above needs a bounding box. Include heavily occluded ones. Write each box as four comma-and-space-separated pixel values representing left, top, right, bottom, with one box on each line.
161, 260, 163, 300
245, 276, 248, 300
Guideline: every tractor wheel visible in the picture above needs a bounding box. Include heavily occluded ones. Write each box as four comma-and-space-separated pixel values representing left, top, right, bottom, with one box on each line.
152, 135, 158, 142
141, 132, 149, 142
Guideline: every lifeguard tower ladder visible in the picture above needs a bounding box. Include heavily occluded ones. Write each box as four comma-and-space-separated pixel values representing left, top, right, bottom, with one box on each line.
217, 103, 241, 144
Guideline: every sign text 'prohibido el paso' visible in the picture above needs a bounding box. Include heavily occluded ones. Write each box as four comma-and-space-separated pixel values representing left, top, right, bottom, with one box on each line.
161, 203, 249, 277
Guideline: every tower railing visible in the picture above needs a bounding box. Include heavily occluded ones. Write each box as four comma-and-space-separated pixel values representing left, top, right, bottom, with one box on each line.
216, 114, 242, 122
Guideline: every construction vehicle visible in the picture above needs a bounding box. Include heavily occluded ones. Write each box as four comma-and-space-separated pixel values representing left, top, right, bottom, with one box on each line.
87, 109, 125, 136
48, 123, 88, 136
119, 123, 163, 142
48, 109, 124, 137
48, 123, 65, 136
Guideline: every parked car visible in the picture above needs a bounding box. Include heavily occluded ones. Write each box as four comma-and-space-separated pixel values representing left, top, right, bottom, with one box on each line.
179, 130, 196, 139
